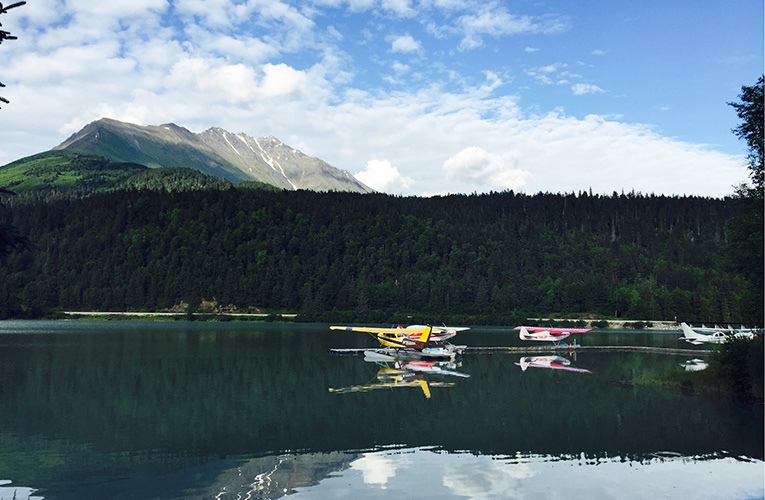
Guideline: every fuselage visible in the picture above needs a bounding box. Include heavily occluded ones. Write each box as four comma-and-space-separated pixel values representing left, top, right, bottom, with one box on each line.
517, 326, 571, 343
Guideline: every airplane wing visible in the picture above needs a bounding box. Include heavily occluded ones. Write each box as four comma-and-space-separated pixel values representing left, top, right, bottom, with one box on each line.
400, 324, 469, 332
514, 326, 592, 334
330, 325, 409, 335
332, 325, 434, 350
330, 325, 433, 335
432, 326, 470, 333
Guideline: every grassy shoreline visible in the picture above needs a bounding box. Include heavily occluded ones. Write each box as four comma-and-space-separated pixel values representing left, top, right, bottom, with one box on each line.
52, 311, 296, 322
39, 311, 685, 329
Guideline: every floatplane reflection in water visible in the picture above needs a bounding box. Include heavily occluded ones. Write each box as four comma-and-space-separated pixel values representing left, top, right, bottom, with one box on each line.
515, 355, 592, 374
329, 351, 470, 399
679, 358, 709, 371
515, 326, 593, 346
328, 324, 470, 398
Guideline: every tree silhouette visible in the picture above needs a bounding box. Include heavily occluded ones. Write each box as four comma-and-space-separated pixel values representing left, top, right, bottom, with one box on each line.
728, 76, 764, 195
0, 1, 26, 107
726, 76, 764, 324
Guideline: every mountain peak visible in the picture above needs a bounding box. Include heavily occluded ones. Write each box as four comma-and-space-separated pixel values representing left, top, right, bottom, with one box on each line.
52, 118, 373, 193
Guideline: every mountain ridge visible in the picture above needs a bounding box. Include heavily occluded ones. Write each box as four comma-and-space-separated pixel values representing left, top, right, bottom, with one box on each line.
49, 117, 373, 193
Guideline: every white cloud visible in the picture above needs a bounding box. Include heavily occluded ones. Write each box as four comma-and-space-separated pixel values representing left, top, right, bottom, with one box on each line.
67, 0, 169, 19
456, 4, 568, 50
380, 0, 417, 17
166, 57, 259, 103
526, 63, 567, 85
259, 63, 310, 98
391, 61, 411, 76
355, 159, 413, 192
390, 34, 421, 54
0, 0, 750, 200
190, 31, 279, 63
443, 146, 531, 192
572, 83, 605, 95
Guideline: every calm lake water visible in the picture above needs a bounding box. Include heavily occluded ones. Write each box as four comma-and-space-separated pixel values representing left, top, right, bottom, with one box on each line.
0, 320, 762, 499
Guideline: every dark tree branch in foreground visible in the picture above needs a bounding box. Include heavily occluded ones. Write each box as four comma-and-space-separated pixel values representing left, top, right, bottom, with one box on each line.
0, 1, 26, 107
0, 2, 26, 43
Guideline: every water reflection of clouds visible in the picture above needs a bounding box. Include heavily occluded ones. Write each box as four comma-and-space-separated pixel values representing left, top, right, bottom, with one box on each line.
291, 448, 765, 500
0, 480, 41, 500
443, 457, 534, 498
352, 452, 399, 486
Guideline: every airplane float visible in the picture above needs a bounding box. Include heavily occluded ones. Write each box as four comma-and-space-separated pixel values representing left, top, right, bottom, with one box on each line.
515, 325, 593, 346
515, 355, 592, 373
678, 322, 754, 345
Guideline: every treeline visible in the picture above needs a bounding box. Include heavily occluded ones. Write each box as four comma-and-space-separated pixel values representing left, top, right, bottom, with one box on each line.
0, 187, 753, 323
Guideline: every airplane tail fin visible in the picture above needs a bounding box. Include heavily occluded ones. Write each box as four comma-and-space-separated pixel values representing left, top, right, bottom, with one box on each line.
420, 325, 433, 346
518, 326, 531, 341
410, 325, 433, 350
679, 322, 704, 345
680, 322, 699, 339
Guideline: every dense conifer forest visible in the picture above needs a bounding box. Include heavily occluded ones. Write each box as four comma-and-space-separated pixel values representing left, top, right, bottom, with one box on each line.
0, 184, 753, 325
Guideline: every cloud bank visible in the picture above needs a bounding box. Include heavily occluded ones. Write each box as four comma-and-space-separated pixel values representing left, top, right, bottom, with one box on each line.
0, 0, 751, 197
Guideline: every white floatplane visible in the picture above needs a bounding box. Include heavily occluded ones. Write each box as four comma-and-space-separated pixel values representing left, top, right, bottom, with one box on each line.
679, 322, 754, 345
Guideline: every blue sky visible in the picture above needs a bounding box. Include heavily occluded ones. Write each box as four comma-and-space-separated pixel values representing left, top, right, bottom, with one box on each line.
0, 0, 761, 196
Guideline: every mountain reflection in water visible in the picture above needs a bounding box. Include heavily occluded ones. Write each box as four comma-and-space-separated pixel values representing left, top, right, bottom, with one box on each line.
2, 448, 763, 499
0, 321, 761, 499
211, 448, 762, 500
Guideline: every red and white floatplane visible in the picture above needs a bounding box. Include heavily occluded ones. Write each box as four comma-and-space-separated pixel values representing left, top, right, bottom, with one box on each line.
515, 325, 593, 347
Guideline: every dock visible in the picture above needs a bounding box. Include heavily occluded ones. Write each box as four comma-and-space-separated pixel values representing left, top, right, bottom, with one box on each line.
328, 345, 710, 356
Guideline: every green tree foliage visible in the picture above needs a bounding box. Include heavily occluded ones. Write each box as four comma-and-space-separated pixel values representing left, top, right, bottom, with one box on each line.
0, 187, 752, 324
727, 76, 764, 324
707, 336, 764, 401
0, 187, 26, 257
729, 76, 764, 194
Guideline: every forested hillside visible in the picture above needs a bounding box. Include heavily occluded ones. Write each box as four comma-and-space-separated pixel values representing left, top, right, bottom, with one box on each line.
0, 186, 751, 324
